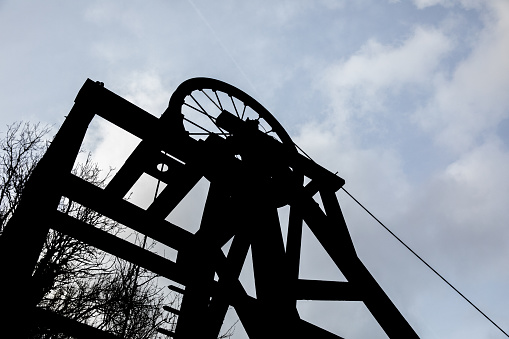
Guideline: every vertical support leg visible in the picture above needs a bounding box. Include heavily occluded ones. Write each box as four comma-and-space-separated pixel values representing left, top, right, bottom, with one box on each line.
285, 174, 305, 305
174, 181, 235, 338
285, 205, 303, 306
248, 202, 301, 336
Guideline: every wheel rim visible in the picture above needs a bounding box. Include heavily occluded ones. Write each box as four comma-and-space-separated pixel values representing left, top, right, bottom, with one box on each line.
162, 77, 295, 149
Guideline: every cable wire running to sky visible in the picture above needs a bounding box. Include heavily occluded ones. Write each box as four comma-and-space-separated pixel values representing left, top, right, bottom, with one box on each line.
340, 187, 509, 338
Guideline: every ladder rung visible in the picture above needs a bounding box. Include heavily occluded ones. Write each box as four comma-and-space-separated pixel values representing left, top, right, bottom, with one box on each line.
168, 284, 185, 294
163, 305, 180, 315
157, 327, 176, 337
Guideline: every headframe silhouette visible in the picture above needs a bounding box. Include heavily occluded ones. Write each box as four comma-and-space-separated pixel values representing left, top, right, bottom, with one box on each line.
0, 78, 419, 338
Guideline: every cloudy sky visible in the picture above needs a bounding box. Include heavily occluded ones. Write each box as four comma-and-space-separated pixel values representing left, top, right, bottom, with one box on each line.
1, 0, 509, 338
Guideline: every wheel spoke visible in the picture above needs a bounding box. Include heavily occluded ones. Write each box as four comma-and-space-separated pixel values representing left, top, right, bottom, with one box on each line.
230, 95, 240, 118
189, 132, 231, 136
241, 104, 247, 120
183, 117, 214, 134
189, 94, 215, 120
167, 77, 294, 149
214, 90, 223, 110
183, 102, 207, 115
200, 89, 222, 111
189, 94, 228, 134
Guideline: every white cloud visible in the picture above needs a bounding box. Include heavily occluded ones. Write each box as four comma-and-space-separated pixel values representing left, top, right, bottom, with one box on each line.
3, 0, 509, 336
322, 26, 451, 125
384, 135, 509, 326
252, 0, 346, 27
428, 137, 509, 246
117, 71, 173, 116
412, 0, 486, 10
84, 0, 143, 35
295, 5, 509, 335
413, 0, 455, 9
294, 120, 412, 221
413, 0, 509, 153
295, 23, 456, 263
442, 138, 509, 216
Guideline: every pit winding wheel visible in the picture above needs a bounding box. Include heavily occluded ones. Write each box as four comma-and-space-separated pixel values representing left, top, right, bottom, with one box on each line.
0, 78, 419, 339
153, 78, 418, 338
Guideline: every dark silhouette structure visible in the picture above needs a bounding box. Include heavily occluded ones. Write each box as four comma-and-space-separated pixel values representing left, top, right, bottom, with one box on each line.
0, 78, 419, 338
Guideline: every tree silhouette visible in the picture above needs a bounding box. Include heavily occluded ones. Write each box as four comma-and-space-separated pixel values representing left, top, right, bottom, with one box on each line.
0, 122, 181, 338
